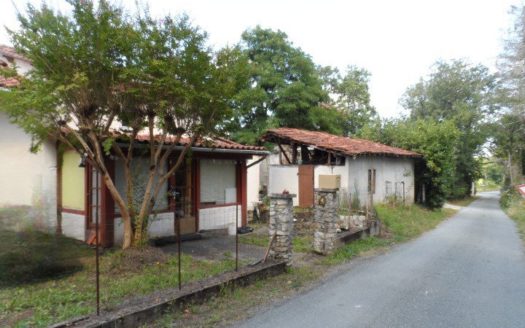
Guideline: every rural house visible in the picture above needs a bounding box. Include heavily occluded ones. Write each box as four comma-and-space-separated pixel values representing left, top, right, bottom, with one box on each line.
261, 128, 422, 207
0, 45, 268, 247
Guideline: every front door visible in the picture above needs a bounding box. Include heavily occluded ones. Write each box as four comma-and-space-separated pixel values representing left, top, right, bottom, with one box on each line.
86, 164, 101, 243
298, 165, 314, 207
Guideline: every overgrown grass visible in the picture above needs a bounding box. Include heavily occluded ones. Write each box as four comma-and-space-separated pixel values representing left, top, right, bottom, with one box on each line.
0, 244, 236, 327
501, 190, 525, 242
324, 204, 457, 265
240, 232, 313, 253
447, 196, 478, 207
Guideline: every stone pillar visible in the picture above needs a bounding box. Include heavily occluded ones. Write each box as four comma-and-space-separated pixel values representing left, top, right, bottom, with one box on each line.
268, 193, 296, 264
313, 188, 339, 255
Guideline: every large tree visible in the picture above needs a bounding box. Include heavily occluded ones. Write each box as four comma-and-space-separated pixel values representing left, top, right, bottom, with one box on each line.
494, 5, 525, 186
0, 0, 239, 248
318, 65, 377, 136
401, 60, 496, 198
228, 26, 342, 143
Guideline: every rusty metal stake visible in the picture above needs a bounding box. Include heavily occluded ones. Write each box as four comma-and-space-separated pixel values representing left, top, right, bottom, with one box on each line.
176, 215, 181, 290
95, 169, 100, 316
235, 204, 239, 272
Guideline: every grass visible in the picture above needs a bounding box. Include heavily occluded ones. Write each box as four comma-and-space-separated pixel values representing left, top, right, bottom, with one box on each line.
239, 230, 314, 253
324, 204, 457, 265
0, 239, 237, 327
447, 196, 478, 207
501, 190, 525, 243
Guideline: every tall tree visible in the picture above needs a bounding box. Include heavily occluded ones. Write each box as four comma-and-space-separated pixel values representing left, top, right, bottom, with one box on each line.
401, 60, 496, 197
0, 0, 238, 248
319, 65, 377, 136
229, 26, 341, 143
495, 5, 525, 186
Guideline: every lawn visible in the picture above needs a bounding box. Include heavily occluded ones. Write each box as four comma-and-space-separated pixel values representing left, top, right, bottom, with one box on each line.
0, 231, 237, 328
447, 196, 478, 207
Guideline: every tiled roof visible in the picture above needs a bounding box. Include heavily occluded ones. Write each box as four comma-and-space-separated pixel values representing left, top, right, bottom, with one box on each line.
0, 45, 29, 62
134, 132, 267, 153
0, 76, 19, 88
263, 128, 421, 158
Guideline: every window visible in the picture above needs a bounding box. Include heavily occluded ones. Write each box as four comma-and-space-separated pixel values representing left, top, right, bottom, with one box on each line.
200, 159, 237, 206
368, 169, 376, 194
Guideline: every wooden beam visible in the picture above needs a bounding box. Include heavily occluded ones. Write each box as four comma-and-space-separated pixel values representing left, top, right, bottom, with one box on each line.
278, 143, 292, 164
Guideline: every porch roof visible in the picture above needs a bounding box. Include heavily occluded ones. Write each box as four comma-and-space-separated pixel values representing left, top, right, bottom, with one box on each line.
131, 132, 269, 155
262, 128, 421, 158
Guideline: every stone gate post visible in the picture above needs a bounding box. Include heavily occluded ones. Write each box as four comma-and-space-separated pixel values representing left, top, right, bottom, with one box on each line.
313, 188, 339, 255
268, 193, 296, 264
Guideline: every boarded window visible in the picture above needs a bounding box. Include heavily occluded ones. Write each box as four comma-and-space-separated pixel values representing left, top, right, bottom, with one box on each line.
200, 159, 237, 205
368, 169, 376, 194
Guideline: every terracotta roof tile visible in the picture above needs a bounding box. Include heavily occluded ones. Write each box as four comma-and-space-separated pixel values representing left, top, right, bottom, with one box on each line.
263, 128, 421, 158
134, 132, 267, 153
0, 45, 30, 62
0, 76, 19, 88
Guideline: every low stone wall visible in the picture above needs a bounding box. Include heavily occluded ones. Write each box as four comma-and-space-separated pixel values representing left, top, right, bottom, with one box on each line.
50, 261, 286, 328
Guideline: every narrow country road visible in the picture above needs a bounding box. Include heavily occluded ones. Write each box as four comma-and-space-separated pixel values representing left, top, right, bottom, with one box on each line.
238, 192, 525, 328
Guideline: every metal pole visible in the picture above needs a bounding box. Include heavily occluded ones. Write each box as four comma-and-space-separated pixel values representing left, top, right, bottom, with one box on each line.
235, 204, 239, 272
177, 212, 181, 290
95, 168, 100, 316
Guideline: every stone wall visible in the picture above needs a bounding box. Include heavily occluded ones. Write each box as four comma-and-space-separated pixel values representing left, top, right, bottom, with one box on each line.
268, 193, 295, 264
313, 188, 339, 255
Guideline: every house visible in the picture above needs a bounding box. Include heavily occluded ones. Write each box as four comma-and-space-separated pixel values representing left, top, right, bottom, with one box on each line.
261, 128, 422, 207
59, 136, 268, 247
0, 45, 269, 247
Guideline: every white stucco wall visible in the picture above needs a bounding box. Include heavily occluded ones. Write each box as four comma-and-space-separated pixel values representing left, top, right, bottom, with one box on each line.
113, 212, 175, 245
347, 156, 415, 205
61, 212, 85, 241
0, 112, 57, 231
267, 155, 415, 208
268, 165, 300, 206
247, 156, 261, 212
199, 205, 242, 231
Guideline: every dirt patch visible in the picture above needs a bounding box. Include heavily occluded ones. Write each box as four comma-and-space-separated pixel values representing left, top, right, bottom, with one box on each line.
102, 246, 168, 274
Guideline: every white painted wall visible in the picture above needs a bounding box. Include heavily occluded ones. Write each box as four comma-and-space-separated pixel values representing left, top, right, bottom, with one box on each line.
347, 156, 415, 205
113, 212, 175, 245
61, 212, 85, 241
247, 156, 261, 212
267, 155, 416, 208
0, 112, 57, 231
268, 165, 300, 206
199, 205, 242, 231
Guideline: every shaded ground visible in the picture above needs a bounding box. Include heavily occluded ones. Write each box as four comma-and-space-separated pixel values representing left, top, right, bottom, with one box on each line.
161, 229, 266, 262
239, 192, 525, 328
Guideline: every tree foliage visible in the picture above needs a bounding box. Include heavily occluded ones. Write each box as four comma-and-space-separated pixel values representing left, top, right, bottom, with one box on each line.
401, 60, 496, 198
319, 65, 377, 136
360, 119, 460, 208
494, 5, 525, 186
228, 26, 343, 143
0, 0, 240, 248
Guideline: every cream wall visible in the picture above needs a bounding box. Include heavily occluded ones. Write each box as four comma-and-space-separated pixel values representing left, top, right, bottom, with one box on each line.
61, 150, 85, 210
0, 112, 57, 231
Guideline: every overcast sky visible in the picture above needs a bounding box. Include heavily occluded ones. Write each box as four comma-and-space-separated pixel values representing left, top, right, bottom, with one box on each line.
1, 0, 521, 118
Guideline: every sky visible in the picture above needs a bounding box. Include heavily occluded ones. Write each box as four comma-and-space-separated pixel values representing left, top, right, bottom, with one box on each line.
0, 0, 521, 118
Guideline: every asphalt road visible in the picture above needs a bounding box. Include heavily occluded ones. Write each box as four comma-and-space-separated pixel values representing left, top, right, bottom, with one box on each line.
238, 192, 525, 328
